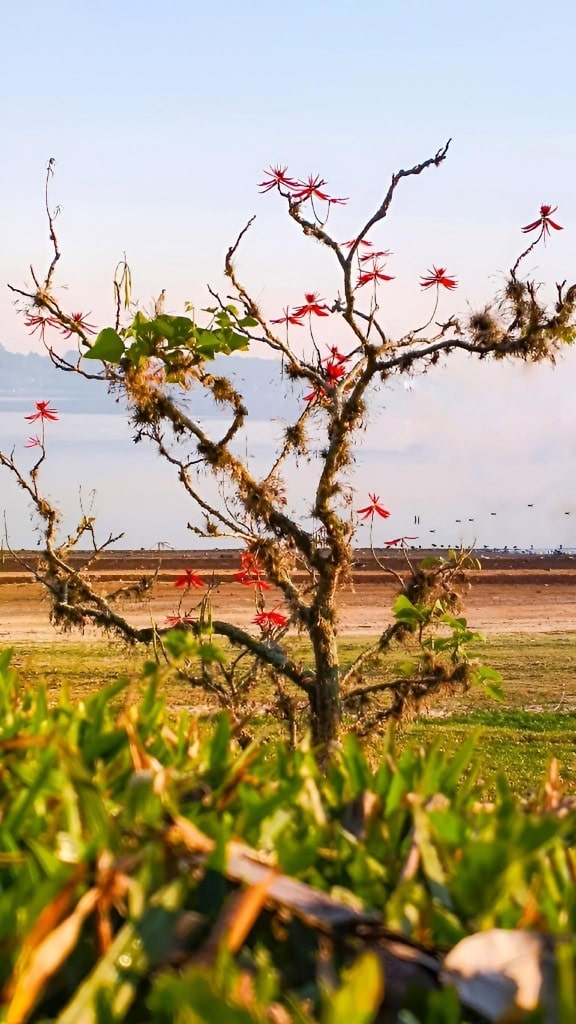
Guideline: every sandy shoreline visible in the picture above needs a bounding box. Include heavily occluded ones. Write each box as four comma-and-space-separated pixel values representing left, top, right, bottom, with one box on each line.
1, 550, 575, 642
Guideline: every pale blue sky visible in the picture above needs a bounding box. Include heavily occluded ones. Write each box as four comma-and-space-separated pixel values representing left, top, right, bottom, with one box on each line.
1, 0, 575, 549
2, 0, 576, 347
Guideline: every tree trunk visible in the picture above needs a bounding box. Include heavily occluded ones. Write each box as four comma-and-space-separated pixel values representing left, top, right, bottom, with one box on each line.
309, 621, 341, 747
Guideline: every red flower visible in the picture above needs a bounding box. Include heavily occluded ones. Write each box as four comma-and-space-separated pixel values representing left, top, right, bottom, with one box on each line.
24, 436, 43, 448
233, 552, 270, 590
357, 263, 395, 287
58, 312, 97, 339
258, 166, 299, 193
521, 204, 563, 238
253, 606, 288, 631
166, 614, 196, 626
174, 569, 204, 588
293, 174, 348, 205
293, 292, 330, 318
303, 386, 327, 405
271, 308, 305, 327
342, 239, 373, 250
323, 346, 351, 365
23, 313, 58, 339
420, 267, 458, 290
357, 494, 391, 520
24, 401, 59, 423
325, 360, 346, 382
360, 249, 392, 263
384, 536, 418, 547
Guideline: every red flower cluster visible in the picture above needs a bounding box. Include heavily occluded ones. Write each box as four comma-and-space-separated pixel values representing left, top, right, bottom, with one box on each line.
174, 569, 204, 589
342, 238, 373, 251
324, 361, 346, 383
59, 312, 97, 339
357, 261, 395, 287
271, 308, 305, 327
23, 311, 96, 339
521, 204, 563, 239
23, 314, 57, 339
420, 267, 457, 290
323, 346, 351, 365
233, 552, 270, 590
360, 249, 392, 263
384, 536, 418, 547
303, 385, 327, 405
272, 293, 331, 330
24, 436, 43, 448
293, 292, 331, 318
25, 401, 59, 423
165, 614, 196, 626
258, 166, 299, 193
357, 494, 391, 521
253, 606, 288, 631
258, 167, 347, 205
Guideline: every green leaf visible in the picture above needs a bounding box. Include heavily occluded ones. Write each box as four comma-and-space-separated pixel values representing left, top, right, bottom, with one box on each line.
198, 641, 226, 664
392, 594, 428, 626
83, 328, 125, 363
163, 629, 201, 660
322, 952, 384, 1024
484, 680, 505, 702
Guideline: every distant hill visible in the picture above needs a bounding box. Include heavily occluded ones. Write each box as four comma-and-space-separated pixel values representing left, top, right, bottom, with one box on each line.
0, 345, 298, 419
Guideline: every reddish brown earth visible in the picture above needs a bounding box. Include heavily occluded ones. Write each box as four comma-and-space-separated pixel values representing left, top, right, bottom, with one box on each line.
0, 550, 574, 642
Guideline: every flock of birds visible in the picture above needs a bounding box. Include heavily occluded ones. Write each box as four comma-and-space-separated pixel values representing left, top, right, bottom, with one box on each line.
410, 506, 573, 550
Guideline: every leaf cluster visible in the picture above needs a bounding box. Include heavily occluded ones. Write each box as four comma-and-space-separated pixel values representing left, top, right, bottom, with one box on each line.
0, 650, 574, 1021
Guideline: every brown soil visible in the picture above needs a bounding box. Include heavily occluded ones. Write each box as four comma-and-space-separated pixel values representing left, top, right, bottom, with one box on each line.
1, 550, 574, 643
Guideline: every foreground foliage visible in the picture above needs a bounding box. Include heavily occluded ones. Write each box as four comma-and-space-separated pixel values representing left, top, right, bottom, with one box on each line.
0, 650, 575, 1021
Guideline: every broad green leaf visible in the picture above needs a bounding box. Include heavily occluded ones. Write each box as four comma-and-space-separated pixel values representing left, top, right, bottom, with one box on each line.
84, 328, 125, 363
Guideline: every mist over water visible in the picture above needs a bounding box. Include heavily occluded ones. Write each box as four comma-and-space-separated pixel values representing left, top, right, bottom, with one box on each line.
1, 373, 575, 552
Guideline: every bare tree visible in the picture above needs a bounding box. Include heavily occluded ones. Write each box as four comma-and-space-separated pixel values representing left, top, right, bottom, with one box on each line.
4, 145, 574, 749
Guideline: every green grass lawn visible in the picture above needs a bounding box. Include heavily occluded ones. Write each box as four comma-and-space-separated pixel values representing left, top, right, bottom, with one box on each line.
5, 631, 576, 797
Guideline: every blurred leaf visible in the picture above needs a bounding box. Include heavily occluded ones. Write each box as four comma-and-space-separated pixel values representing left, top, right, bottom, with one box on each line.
322, 952, 384, 1024
84, 328, 125, 363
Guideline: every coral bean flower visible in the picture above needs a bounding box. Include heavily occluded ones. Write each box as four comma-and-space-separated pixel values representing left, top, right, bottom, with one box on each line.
357, 494, 391, 520
58, 312, 97, 338
304, 386, 327, 405
342, 238, 373, 250
166, 614, 196, 626
384, 536, 418, 547
24, 436, 43, 448
258, 165, 299, 193
325, 360, 346, 382
521, 204, 563, 238
357, 265, 395, 287
253, 606, 288, 630
323, 346, 351, 364
174, 569, 204, 588
293, 174, 348, 205
233, 552, 271, 590
293, 293, 331, 318
420, 267, 458, 290
25, 401, 59, 423
23, 313, 58, 339
360, 249, 392, 263
271, 308, 304, 327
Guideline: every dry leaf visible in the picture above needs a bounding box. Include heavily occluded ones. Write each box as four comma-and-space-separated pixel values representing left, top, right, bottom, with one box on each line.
7, 888, 99, 1024
442, 928, 559, 1022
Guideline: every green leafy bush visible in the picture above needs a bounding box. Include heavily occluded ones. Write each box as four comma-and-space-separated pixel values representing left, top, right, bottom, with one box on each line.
0, 648, 574, 1022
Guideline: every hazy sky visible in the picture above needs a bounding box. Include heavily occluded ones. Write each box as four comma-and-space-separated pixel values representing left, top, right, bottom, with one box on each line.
1, 1, 575, 548
2, 0, 576, 346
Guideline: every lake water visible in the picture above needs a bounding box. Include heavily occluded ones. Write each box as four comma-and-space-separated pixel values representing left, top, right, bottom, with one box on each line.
1, 389, 575, 551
